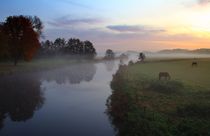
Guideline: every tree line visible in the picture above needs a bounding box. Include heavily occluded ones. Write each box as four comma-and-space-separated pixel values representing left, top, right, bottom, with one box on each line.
38, 38, 96, 59
0, 15, 97, 65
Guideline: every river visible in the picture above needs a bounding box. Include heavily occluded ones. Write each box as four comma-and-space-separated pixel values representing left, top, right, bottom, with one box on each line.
0, 59, 130, 136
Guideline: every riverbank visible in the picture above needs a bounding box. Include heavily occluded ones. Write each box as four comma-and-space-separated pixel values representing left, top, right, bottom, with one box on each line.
0, 58, 78, 76
107, 58, 210, 136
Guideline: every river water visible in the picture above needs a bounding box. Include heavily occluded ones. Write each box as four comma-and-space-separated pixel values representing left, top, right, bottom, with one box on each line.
0, 59, 128, 136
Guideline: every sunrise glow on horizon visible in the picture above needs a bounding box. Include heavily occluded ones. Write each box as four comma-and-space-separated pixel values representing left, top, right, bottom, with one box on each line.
1, 0, 210, 52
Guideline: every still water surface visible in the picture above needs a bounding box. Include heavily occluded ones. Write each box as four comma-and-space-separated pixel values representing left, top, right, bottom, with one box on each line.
0, 60, 126, 136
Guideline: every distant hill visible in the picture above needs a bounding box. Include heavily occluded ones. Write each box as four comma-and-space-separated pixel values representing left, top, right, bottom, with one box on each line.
192, 49, 210, 54
158, 48, 210, 54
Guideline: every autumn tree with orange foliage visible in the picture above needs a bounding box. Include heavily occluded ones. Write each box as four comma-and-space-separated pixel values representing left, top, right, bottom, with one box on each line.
2, 15, 43, 65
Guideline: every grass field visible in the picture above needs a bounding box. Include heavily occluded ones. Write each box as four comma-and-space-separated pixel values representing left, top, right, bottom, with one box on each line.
0, 56, 105, 76
107, 58, 210, 136
128, 58, 210, 88
0, 58, 79, 75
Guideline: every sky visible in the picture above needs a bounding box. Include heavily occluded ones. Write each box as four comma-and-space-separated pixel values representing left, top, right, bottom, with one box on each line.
0, 0, 210, 52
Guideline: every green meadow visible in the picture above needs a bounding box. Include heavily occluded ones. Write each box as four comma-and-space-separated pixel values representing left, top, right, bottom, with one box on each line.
108, 58, 210, 136
128, 58, 210, 89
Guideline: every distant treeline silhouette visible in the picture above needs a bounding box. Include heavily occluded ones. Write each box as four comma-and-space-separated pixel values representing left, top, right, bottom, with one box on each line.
0, 15, 97, 65
37, 38, 97, 59
158, 48, 210, 54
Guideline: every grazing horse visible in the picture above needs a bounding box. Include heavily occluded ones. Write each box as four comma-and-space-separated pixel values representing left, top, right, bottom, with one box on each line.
159, 72, 171, 80
192, 62, 198, 67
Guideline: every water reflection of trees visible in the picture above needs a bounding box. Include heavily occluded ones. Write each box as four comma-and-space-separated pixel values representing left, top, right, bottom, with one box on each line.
0, 74, 44, 130
104, 60, 115, 72
41, 62, 96, 84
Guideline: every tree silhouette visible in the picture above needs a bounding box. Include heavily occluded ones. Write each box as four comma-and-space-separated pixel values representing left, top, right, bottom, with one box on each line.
0, 24, 9, 60
65, 38, 82, 54
28, 16, 43, 37
38, 38, 97, 58
2, 15, 43, 65
139, 52, 146, 62
54, 38, 66, 55
64, 38, 96, 58
83, 40, 96, 58
104, 49, 115, 59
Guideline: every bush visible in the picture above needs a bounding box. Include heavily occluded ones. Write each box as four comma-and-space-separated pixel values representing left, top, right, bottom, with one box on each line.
174, 119, 210, 136
177, 104, 210, 119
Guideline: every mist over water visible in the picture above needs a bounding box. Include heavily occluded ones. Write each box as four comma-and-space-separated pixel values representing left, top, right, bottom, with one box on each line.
0, 58, 130, 136
0, 52, 209, 135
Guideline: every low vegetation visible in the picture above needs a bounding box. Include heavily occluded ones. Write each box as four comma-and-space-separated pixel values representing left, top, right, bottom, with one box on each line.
107, 58, 210, 136
0, 58, 79, 75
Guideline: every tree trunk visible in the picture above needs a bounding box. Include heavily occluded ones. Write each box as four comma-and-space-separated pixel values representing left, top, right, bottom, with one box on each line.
14, 51, 21, 66
14, 58, 18, 66
14, 53, 20, 66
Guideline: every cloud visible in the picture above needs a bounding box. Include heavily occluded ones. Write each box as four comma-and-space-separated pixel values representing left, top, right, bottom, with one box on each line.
59, 0, 91, 9
183, 0, 210, 8
197, 0, 210, 6
44, 26, 209, 52
106, 25, 166, 34
48, 16, 104, 27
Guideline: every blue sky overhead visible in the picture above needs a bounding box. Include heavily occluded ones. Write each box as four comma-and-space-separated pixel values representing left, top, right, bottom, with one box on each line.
1, 0, 210, 51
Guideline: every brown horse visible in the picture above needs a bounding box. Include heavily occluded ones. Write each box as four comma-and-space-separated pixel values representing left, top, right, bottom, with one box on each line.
159, 72, 171, 80
192, 62, 198, 67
